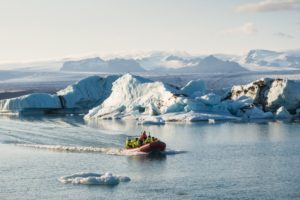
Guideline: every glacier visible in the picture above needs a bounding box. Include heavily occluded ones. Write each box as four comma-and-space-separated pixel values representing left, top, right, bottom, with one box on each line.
1, 73, 300, 122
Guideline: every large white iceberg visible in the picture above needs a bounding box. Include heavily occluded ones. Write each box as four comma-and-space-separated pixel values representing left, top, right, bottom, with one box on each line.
85, 74, 180, 119
85, 74, 233, 121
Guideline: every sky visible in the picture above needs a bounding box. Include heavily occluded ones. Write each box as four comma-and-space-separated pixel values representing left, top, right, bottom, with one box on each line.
0, 0, 299, 62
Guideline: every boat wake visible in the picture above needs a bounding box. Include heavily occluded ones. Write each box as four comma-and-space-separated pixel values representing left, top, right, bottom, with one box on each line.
16, 144, 145, 156
16, 143, 186, 156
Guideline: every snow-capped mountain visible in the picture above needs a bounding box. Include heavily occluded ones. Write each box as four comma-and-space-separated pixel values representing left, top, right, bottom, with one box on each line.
135, 51, 193, 70
155, 55, 247, 73
61, 57, 108, 72
60, 57, 145, 73
106, 58, 145, 73
244, 49, 300, 68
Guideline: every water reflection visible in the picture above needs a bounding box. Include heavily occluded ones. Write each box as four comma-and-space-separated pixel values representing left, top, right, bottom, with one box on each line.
127, 153, 167, 162
125, 153, 167, 175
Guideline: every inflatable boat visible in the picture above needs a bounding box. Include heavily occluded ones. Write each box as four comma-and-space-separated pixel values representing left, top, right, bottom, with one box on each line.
124, 140, 166, 154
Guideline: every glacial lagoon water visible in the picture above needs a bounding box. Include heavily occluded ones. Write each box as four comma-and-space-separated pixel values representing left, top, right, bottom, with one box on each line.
0, 115, 300, 199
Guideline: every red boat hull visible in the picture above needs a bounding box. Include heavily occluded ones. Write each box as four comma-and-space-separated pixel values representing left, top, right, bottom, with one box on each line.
125, 140, 166, 153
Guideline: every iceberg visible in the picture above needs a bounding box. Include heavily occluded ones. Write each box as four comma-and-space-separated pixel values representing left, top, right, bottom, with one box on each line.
85, 74, 180, 119
0, 75, 119, 113
1, 73, 299, 122
85, 74, 235, 121
0, 93, 61, 111
57, 75, 119, 109
227, 78, 300, 114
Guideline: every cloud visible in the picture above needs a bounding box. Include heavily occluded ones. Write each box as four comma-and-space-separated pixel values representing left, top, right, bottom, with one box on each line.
235, 0, 300, 13
221, 23, 257, 35
274, 32, 294, 38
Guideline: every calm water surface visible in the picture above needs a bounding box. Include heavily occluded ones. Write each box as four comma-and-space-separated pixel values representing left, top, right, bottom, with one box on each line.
0, 116, 299, 200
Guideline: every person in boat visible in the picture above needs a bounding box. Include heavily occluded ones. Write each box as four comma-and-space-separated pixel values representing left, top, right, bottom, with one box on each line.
144, 135, 152, 144
140, 131, 147, 141
125, 138, 133, 149
133, 138, 140, 148
138, 138, 143, 146
125, 138, 130, 148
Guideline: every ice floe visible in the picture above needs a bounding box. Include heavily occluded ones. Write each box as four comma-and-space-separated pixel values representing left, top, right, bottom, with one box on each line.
58, 172, 130, 186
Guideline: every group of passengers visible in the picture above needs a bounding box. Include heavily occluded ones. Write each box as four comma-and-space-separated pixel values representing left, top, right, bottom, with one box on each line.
125, 131, 157, 149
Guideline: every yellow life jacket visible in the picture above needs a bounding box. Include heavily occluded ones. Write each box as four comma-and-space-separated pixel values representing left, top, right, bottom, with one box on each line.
145, 137, 151, 144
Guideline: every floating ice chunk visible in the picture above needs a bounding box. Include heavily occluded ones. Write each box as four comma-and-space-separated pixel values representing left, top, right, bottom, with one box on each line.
137, 116, 165, 125
58, 172, 130, 186
0, 93, 60, 111
208, 118, 215, 124
181, 79, 205, 97
161, 111, 238, 122
197, 93, 221, 106
275, 106, 291, 119
242, 107, 273, 119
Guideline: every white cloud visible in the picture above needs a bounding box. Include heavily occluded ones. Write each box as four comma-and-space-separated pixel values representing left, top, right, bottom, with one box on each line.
221, 23, 257, 35
274, 32, 294, 38
235, 0, 300, 13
